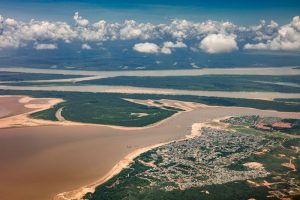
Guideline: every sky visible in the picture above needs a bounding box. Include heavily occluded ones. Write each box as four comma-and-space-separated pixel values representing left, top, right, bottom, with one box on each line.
0, 0, 300, 70
0, 0, 299, 24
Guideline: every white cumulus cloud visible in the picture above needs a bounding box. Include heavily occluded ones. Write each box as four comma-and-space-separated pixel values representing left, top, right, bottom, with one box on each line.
161, 41, 187, 54
73, 12, 89, 27
4, 18, 17, 26
0, 13, 300, 53
34, 43, 57, 50
133, 41, 187, 54
244, 16, 300, 51
133, 42, 160, 54
199, 34, 238, 54
81, 43, 92, 50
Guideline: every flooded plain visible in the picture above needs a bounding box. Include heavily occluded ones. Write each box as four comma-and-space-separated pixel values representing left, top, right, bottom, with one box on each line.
1, 85, 300, 100
1, 66, 300, 101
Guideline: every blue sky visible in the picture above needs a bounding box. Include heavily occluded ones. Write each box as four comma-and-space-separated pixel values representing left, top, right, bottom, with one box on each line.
0, 0, 299, 24
0, 0, 300, 69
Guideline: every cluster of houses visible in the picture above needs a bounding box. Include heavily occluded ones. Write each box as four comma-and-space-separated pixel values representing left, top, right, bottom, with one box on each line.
135, 127, 271, 191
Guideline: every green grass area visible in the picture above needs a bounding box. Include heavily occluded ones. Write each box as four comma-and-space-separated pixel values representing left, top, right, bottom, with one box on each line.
1, 90, 300, 126
275, 98, 300, 103
30, 93, 176, 127
78, 75, 300, 93
31, 103, 60, 121
0, 71, 83, 82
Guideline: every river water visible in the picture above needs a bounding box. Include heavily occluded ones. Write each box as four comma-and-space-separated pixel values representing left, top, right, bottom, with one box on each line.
0, 101, 299, 200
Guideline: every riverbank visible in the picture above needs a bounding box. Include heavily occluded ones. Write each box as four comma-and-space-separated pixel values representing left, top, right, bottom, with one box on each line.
54, 116, 225, 200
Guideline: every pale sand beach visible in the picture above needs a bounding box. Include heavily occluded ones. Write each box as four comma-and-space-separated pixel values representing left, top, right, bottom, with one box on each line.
0, 96, 34, 118
0, 96, 300, 200
0, 95, 65, 129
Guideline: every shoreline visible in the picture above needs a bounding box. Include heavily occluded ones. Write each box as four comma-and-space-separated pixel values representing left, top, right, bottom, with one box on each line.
53, 142, 171, 200
53, 116, 229, 200
0, 95, 206, 131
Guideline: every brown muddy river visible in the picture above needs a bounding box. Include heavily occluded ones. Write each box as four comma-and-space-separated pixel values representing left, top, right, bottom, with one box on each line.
0, 103, 299, 200
1, 66, 299, 77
